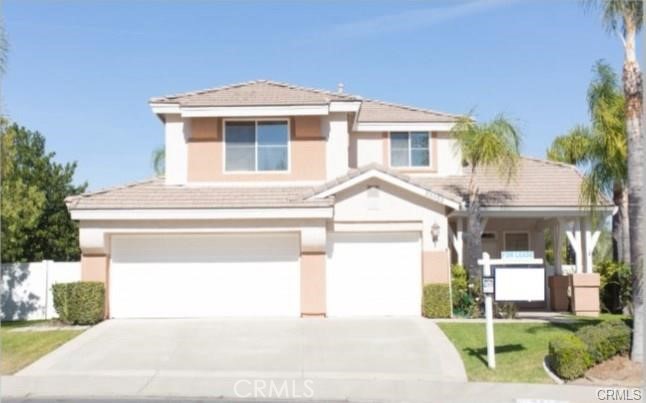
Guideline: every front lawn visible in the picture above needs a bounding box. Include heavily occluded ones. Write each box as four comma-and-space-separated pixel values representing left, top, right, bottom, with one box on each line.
1, 321, 85, 374
438, 315, 628, 383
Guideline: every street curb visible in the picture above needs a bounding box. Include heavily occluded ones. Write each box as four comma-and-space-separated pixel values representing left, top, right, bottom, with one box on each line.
543, 356, 565, 385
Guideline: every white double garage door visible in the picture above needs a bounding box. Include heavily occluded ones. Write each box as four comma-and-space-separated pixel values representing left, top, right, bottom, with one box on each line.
110, 232, 421, 318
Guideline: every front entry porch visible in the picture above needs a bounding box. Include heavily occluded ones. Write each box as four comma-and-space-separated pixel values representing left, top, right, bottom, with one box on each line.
448, 210, 611, 316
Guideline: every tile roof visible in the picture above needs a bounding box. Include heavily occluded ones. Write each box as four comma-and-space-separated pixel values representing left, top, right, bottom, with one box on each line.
356, 99, 461, 123
150, 80, 462, 122
150, 80, 359, 107
413, 157, 613, 208
65, 178, 333, 210
67, 158, 606, 211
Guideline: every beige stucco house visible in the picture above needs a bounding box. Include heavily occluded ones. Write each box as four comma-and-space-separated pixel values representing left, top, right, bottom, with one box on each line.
66, 80, 613, 318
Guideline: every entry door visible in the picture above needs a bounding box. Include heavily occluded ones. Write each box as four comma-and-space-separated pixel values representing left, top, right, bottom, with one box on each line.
326, 232, 422, 316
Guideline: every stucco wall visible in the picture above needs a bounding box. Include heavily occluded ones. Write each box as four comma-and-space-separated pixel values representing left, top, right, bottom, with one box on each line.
333, 179, 449, 251
186, 116, 327, 182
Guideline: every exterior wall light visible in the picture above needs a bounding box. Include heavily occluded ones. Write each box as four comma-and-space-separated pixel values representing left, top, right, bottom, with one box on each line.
431, 222, 441, 246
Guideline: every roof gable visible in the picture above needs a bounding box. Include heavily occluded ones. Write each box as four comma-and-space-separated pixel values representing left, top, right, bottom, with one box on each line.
307, 165, 462, 209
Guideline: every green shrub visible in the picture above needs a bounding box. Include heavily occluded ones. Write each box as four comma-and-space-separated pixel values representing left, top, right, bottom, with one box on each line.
52, 283, 71, 322
576, 320, 632, 363
52, 281, 105, 325
596, 261, 632, 314
547, 334, 592, 380
422, 284, 451, 318
451, 264, 480, 317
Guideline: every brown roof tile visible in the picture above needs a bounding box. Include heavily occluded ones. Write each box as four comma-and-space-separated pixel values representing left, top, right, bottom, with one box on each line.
66, 178, 332, 209
67, 158, 605, 211
414, 157, 613, 208
357, 99, 461, 123
150, 80, 359, 107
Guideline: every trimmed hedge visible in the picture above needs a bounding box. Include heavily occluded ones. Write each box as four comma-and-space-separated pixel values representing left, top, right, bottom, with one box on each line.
547, 334, 592, 380
52, 282, 105, 325
576, 320, 631, 364
548, 320, 632, 380
422, 284, 451, 318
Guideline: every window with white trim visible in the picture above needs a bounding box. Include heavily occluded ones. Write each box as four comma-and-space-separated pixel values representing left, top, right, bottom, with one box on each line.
504, 232, 529, 251
390, 131, 430, 167
225, 120, 289, 172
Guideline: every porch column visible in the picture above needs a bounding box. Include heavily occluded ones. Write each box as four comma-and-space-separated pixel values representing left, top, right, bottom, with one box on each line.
532, 221, 546, 259
565, 218, 584, 274
451, 217, 464, 267
582, 217, 601, 274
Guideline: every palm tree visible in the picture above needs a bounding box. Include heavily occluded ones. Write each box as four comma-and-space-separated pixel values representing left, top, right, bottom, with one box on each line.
151, 147, 164, 176
547, 61, 629, 265
451, 115, 522, 281
585, 0, 644, 363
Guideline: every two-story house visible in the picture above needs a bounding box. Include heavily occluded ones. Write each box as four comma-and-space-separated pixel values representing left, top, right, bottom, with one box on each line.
66, 80, 613, 318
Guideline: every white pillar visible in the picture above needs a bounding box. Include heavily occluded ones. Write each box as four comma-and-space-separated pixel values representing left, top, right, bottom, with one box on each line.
565, 219, 583, 274
454, 218, 464, 266
583, 218, 601, 274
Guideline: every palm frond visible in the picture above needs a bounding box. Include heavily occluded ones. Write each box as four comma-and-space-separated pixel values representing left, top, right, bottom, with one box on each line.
151, 147, 164, 176
547, 126, 592, 165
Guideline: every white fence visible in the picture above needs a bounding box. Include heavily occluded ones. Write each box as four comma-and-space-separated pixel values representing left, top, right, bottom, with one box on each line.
1, 261, 81, 321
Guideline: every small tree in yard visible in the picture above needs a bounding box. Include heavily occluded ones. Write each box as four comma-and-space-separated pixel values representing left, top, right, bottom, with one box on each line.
451, 115, 522, 281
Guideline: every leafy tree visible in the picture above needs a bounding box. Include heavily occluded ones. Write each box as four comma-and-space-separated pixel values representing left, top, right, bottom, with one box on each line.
547, 61, 629, 264
585, 0, 644, 363
1, 122, 87, 262
451, 115, 522, 280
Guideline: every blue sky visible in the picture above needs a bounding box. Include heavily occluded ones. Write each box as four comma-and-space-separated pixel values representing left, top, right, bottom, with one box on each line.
3, 0, 632, 190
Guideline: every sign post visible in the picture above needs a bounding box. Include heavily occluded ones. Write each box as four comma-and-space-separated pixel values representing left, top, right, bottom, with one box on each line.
477, 250, 545, 370
479, 252, 496, 369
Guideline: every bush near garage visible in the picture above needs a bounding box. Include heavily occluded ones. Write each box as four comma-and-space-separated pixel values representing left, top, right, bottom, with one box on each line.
575, 320, 631, 364
547, 334, 592, 380
422, 284, 451, 318
52, 282, 104, 325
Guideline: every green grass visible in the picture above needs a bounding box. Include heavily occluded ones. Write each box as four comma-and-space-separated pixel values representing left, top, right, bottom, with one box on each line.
1, 320, 84, 374
438, 315, 628, 383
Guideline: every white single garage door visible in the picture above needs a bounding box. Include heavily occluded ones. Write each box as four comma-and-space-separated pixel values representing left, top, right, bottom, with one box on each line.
326, 232, 422, 316
110, 233, 300, 318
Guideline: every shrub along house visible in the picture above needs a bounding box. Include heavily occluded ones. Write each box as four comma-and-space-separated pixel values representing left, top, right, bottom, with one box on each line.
66, 80, 614, 318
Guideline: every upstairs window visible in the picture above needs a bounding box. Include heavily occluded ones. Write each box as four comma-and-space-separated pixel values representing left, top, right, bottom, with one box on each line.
390, 131, 430, 167
225, 120, 289, 172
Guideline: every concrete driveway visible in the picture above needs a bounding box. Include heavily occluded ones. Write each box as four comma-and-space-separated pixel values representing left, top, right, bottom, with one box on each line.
18, 318, 466, 383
